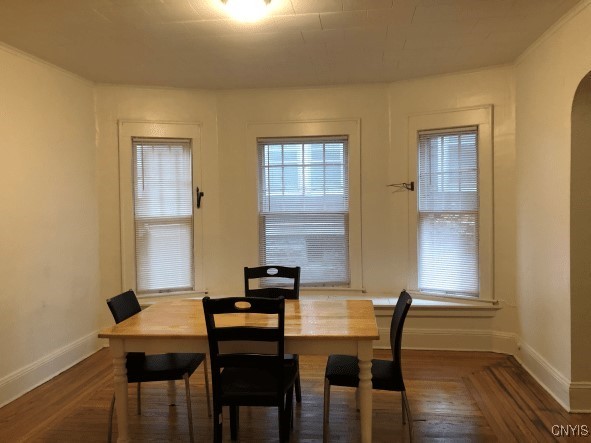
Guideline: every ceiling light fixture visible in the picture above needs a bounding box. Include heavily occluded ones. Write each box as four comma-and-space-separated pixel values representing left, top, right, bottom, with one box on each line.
222, 0, 271, 22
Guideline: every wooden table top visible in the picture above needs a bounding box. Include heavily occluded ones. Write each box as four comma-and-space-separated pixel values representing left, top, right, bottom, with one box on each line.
99, 299, 379, 341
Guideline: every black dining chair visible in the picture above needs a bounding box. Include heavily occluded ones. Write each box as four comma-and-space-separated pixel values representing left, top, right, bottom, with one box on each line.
106, 290, 211, 443
202, 296, 297, 442
244, 265, 302, 403
323, 290, 413, 442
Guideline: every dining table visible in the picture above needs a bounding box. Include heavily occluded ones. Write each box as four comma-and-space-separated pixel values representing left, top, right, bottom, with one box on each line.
99, 297, 379, 442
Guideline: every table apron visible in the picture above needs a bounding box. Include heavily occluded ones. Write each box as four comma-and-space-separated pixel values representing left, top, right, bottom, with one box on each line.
111, 337, 373, 357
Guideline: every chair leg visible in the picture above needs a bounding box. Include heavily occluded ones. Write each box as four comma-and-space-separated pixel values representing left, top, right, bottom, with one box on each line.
289, 386, 294, 430
295, 374, 302, 404
402, 390, 413, 441
279, 403, 285, 442
203, 356, 212, 417
279, 386, 293, 443
183, 374, 195, 443
136, 382, 141, 415
290, 388, 294, 430
401, 393, 406, 424
230, 405, 239, 441
168, 380, 177, 406
323, 378, 330, 443
107, 393, 115, 443
213, 403, 223, 443
295, 359, 302, 403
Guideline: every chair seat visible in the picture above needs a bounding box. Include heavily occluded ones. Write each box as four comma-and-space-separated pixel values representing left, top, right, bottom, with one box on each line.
126, 352, 206, 383
220, 365, 298, 405
325, 354, 405, 391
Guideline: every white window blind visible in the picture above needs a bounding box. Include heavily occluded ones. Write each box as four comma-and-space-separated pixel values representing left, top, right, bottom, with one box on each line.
258, 136, 350, 286
132, 138, 194, 294
417, 127, 479, 296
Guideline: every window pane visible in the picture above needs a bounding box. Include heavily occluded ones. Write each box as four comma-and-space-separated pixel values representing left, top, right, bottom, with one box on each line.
283, 144, 302, 164
267, 144, 282, 165
325, 143, 344, 164
417, 128, 479, 296
260, 213, 349, 286
135, 220, 194, 293
258, 137, 349, 286
305, 143, 324, 163
325, 165, 344, 195
267, 167, 283, 195
134, 144, 193, 218
419, 132, 479, 212
283, 165, 303, 195
133, 138, 194, 294
305, 165, 325, 195
418, 212, 479, 295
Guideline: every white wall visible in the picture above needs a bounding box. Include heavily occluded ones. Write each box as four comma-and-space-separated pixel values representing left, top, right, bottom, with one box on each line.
515, 0, 591, 411
95, 84, 393, 299
215, 85, 390, 294
94, 85, 219, 325
95, 72, 518, 355
387, 66, 519, 349
388, 67, 517, 306
0, 44, 100, 406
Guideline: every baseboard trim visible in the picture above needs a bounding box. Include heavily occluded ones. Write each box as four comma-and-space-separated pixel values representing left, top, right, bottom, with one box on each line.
373, 327, 588, 411
513, 341, 571, 411
0, 331, 101, 408
570, 382, 591, 413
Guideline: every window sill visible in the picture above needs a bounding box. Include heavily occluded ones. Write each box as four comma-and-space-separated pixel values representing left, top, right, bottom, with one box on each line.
302, 292, 500, 318
138, 291, 500, 318
137, 290, 208, 308
376, 294, 499, 318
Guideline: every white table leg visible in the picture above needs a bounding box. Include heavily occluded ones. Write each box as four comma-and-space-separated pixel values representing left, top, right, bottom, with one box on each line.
168, 380, 177, 405
358, 341, 373, 443
111, 340, 130, 443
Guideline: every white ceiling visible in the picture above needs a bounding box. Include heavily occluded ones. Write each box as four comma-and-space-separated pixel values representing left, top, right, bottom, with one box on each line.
0, 0, 580, 89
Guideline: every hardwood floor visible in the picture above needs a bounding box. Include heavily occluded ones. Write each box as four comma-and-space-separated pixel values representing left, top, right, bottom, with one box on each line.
0, 349, 588, 442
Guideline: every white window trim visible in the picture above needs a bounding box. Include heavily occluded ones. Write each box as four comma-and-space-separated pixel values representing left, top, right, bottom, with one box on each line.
407, 106, 494, 301
118, 120, 205, 297
247, 119, 363, 292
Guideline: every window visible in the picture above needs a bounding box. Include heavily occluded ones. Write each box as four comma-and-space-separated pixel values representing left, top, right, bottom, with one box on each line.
119, 122, 204, 296
408, 107, 493, 299
257, 136, 350, 286
417, 127, 479, 296
132, 138, 194, 294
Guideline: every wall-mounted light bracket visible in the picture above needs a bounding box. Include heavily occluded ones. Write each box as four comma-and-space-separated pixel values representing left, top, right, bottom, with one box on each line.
387, 181, 415, 192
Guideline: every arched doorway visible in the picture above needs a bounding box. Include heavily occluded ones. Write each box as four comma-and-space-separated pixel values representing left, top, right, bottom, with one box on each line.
570, 71, 591, 410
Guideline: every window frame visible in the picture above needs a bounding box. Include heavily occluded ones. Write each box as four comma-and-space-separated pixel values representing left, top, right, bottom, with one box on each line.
118, 121, 205, 297
247, 120, 363, 292
258, 136, 350, 287
407, 106, 494, 300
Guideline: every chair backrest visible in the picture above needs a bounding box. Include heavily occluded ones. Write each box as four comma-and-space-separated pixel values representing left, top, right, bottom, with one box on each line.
244, 265, 300, 300
106, 289, 142, 324
202, 296, 286, 398
390, 290, 413, 368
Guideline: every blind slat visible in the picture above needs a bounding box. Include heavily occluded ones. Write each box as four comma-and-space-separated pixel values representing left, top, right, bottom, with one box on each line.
133, 139, 194, 294
417, 128, 479, 296
258, 138, 350, 286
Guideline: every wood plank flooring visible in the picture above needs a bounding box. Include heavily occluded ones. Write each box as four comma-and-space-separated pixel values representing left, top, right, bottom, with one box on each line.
0, 349, 588, 442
